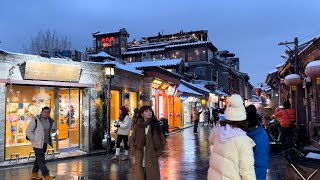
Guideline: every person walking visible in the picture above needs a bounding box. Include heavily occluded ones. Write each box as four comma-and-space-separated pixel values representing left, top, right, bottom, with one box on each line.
192, 106, 200, 134
130, 106, 165, 180
274, 101, 296, 150
213, 105, 219, 126
26, 107, 56, 180
207, 94, 256, 180
246, 105, 270, 180
112, 106, 132, 161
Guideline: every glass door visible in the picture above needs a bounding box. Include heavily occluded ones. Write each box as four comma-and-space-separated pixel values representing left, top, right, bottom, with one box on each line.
57, 88, 80, 150
80, 88, 90, 152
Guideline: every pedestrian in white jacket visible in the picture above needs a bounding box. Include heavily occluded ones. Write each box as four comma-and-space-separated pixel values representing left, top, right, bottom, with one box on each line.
26, 107, 56, 180
112, 106, 132, 161
208, 94, 256, 180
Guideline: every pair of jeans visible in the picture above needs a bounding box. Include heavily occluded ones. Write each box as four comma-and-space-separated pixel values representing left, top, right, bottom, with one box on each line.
32, 143, 49, 176
116, 135, 129, 150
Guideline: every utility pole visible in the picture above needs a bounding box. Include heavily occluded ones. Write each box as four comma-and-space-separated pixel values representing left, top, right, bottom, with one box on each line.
279, 37, 307, 147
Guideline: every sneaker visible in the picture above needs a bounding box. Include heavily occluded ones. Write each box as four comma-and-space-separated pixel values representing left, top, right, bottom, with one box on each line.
193, 132, 198, 134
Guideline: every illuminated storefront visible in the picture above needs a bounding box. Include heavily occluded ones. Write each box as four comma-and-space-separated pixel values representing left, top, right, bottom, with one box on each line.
5, 85, 91, 159
152, 78, 182, 128
0, 50, 146, 162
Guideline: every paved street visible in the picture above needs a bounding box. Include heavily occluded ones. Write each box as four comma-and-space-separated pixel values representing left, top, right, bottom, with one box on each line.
0, 126, 285, 180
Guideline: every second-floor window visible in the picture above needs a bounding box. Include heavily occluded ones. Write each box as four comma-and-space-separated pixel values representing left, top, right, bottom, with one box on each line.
187, 47, 206, 62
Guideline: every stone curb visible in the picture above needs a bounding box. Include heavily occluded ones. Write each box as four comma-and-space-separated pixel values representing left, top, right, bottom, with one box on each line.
0, 150, 107, 169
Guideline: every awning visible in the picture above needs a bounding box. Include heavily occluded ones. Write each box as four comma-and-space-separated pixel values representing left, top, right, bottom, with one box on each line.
215, 90, 229, 96
177, 84, 204, 97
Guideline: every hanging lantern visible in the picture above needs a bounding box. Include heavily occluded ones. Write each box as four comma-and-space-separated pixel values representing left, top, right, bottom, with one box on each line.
284, 74, 303, 86
255, 88, 262, 96
305, 60, 320, 78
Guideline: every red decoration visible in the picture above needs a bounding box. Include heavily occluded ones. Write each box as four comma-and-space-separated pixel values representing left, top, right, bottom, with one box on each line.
305, 60, 320, 78
284, 74, 302, 86
255, 88, 262, 96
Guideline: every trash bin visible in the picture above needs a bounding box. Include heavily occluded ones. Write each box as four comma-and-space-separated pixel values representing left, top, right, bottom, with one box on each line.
282, 148, 320, 180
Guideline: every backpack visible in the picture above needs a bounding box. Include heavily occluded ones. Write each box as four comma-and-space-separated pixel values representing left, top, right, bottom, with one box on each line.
26, 119, 37, 140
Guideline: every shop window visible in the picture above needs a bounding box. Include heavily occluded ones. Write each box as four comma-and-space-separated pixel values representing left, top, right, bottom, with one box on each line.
5, 85, 55, 159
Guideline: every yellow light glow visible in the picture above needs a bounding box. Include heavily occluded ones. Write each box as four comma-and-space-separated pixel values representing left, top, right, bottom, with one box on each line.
291, 86, 296, 91
201, 99, 206, 105
153, 79, 163, 84
317, 77, 320, 85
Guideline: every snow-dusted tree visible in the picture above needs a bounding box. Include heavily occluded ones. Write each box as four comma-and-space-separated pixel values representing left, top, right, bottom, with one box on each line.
23, 29, 72, 55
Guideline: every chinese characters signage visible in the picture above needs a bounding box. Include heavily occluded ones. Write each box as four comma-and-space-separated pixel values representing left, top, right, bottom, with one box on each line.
101, 36, 115, 48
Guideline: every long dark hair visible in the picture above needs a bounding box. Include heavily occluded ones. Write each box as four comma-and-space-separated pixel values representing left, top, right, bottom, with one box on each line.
137, 106, 162, 134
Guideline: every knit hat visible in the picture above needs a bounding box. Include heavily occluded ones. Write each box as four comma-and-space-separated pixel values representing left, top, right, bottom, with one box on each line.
120, 106, 129, 115
224, 94, 246, 121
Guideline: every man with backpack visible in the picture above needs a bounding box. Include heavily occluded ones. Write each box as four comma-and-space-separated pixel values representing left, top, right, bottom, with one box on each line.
26, 107, 56, 180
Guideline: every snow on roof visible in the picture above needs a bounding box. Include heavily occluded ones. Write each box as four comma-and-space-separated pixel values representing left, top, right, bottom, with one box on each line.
177, 84, 204, 96
90, 52, 114, 59
276, 62, 285, 68
126, 59, 182, 68
0, 48, 71, 60
182, 80, 210, 93
122, 48, 165, 55
83, 61, 143, 75
268, 69, 278, 74
215, 90, 229, 96
128, 42, 170, 50
165, 41, 212, 48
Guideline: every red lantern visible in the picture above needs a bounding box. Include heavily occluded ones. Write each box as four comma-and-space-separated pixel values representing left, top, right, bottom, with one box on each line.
305, 60, 320, 78
255, 88, 262, 96
284, 74, 302, 86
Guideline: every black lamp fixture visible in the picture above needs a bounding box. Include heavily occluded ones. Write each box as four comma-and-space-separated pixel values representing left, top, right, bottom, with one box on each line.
104, 63, 115, 153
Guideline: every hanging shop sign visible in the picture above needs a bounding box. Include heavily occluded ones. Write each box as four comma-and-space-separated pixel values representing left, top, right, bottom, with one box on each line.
24, 61, 81, 82
151, 79, 170, 90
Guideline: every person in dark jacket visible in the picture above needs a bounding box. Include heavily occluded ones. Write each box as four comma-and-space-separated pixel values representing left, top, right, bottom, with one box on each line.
246, 105, 270, 180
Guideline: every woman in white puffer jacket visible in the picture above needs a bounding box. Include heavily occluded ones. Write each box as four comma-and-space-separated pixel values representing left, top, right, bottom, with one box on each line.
111, 106, 132, 161
208, 94, 256, 180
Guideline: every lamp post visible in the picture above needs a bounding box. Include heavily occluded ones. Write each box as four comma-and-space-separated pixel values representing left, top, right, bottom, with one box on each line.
104, 63, 115, 152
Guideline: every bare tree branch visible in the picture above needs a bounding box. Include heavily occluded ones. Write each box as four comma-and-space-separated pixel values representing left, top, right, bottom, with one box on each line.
23, 29, 72, 55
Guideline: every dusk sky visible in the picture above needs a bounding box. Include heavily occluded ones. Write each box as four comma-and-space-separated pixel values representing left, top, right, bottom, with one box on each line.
1, 0, 320, 86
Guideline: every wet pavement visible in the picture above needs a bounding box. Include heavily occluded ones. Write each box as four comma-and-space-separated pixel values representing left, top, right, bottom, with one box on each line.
0, 126, 285, 180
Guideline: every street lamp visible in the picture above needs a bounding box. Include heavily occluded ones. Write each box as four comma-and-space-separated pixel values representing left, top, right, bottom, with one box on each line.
104, 63, 115, 153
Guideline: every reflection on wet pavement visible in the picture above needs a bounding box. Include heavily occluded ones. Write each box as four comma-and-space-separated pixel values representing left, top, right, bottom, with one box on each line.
0, 126, 284, 180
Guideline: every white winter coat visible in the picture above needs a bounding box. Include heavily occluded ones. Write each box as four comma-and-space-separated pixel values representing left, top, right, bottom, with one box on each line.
208, 125, 256, 180
117, 115, 132, 136
26, 115, 56, 149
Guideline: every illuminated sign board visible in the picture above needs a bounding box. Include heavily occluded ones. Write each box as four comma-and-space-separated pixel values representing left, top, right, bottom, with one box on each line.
101, 36, 115, 48
151, 79, 170, 90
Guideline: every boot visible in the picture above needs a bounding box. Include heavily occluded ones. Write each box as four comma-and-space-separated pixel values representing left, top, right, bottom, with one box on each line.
31, 172, 41, 180
111, 148, 120, 161
121, 150, 129, 161
44, 175, 55, 180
